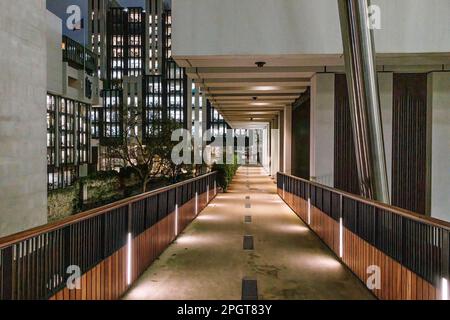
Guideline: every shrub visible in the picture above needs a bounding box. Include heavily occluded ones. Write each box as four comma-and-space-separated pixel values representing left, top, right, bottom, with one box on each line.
212, 154, 239, 192
79, 171, 123, 208
47, 185, 80, 222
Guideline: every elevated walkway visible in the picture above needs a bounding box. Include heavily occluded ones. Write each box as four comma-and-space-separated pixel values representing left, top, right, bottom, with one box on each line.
124, 166, 373, 300
1, 166, 445, 300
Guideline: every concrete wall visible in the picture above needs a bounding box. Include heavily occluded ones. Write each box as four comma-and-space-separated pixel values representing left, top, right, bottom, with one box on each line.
46, 10, 63, 95
278, 112, 284, 173
173, 0, 450, 57
47, 10, 101, 105
0, 0, 48, 237
270, 118, 280, 178
310, 73, 335, 187
427, 72, 450, 221
283, 105, 292, 175
309, 72, 393, 193
263, 125, 270, 173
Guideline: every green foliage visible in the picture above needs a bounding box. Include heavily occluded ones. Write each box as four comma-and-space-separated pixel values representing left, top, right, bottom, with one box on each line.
81, 171, 123, 207
80, 170, 120, 183
47, 185, 80, 222
212, 154, 239, 192
48, 171, 123, 221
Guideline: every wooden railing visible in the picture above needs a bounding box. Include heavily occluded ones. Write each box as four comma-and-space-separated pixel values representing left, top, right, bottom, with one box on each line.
0, 172, 217, 300
277, 172, 450, 300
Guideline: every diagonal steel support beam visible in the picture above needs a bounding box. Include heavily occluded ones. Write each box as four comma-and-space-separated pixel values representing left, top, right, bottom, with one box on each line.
337, 0, 390, 203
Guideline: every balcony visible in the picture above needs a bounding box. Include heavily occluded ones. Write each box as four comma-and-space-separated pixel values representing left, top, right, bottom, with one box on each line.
62, 36, 98, 75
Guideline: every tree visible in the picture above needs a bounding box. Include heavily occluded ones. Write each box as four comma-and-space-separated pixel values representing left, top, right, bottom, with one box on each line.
159, 118, 190, 183
107, 108, 185, 193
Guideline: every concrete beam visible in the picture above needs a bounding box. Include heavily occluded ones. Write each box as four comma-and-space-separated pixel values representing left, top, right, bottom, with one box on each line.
186, 66, 322, 79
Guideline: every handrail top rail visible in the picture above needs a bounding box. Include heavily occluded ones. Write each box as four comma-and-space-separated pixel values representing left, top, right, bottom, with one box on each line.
278, 172, 450, 231
0, 172, 217, 249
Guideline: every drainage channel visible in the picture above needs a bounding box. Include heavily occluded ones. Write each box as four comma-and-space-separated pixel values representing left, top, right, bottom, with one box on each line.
242, 193, 257, 299
242, 279, 258, 300
243, 235, 254, 250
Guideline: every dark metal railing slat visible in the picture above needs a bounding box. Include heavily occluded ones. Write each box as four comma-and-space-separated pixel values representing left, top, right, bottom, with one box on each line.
278, 172, 449, 288
0, 173, 217, 300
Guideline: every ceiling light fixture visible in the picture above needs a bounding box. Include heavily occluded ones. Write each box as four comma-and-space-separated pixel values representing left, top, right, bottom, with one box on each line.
252, 86, 278, 91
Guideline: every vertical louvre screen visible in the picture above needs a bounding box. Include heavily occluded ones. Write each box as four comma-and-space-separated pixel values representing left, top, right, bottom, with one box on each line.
392, 73, 428, 215
278, 172, 450, 289
334, 74, 360, 195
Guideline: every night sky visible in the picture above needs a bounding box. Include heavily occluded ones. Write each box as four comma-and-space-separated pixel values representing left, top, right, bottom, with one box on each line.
46, 0, 146, 43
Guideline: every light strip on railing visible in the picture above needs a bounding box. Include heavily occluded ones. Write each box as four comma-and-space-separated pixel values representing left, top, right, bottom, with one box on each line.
307, 198, 311, 225
195, 192, 198, 215
214, 181, 217, 195
442, 278, 449, 300
127, 232, 132, 285
175, 204, 179, 236
339, 218, 343, 258
207, 185, 209, 203
283, 183, 285, 199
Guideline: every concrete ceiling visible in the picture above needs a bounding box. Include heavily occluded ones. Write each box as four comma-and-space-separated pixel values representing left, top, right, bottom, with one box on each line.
175, 53, 450, 128
176, 56, 330, 127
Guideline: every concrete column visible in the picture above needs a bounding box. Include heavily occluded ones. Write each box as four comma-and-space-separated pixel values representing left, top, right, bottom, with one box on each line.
267, 123, 271, 173
271, 118, 280, 178
0, 0, 48, 237
283, 105, 292, 175
201, 96, 208, 166
310, 73, 335, 187
193, 81, 202, 164
263, 125, 270, 172
267, 123, 271, 174
202, 96, 208, 139
427, 72, 450, 221
264, 124, 270, 172
186, 77, 193, 133
262, 127, 266, 168
278, 111, 284, 173
194, 81, 200, 126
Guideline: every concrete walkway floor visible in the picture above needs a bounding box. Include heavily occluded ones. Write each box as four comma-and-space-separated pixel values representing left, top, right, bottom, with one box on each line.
123, 166, 374, 300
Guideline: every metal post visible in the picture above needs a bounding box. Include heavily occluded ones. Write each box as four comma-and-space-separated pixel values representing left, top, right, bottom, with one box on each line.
1, 247, 13, 300
337, 0, 390, 204
127, 203, 133, 285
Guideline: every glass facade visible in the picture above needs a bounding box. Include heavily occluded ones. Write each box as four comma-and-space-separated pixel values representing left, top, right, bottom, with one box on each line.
60, 98, 76, 166
78, 102, 90, 164
62, 35, 97, 75
47, 94, 92, 190
48, 166, 79, 191
164, 10, 173, 60
207, 101, 231, 140
90, 107, 102, 139
102, 89, 123, 140
107, 7, 146, 88
47, 95, 57, 167
166, 59, 185, 124
144, 75, 163, 138
101, 5, 187, 144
